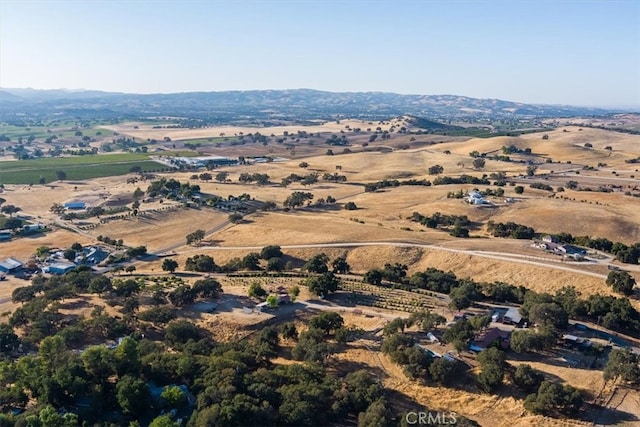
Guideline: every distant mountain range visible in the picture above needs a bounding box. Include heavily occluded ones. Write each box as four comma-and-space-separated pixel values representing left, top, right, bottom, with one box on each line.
0, 88, 630, 123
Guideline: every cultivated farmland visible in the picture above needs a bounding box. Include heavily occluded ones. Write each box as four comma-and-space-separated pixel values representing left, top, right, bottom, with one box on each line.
0, 153, 165, 184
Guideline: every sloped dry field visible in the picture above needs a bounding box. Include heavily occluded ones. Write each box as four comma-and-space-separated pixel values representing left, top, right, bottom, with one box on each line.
2, 124, 639, 284
1, 123, 639, 425
334, 343, 589, 427
103, 118, 412, 141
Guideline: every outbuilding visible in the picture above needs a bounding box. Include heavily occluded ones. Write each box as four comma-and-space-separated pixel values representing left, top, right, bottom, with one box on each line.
47, 262, 76, 275
22, 224, 43, 234
64, 201, 86, 210
503, 307, 523, 325
278, 294, 291, 304
0, 257, 23, 273
255, 302, 270, 312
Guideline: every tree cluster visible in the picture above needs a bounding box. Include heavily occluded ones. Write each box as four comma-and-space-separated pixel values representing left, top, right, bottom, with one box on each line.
284, 191, 313, 208
363, 178, 431, 192
363, 263, 408, 285
603, 348, 640, 384
146, 178, 200, 199
410, 211, 471, 237
381, 332, 458, 384
524, 381, 583, 417
432, 174, 490, 185
239, 172, 270, 185
184, 254, 218, 272
487, 220, 535, 239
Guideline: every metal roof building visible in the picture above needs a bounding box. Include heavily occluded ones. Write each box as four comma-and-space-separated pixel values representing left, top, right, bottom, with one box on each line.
47, 262, 76, 275
64, 201, 86, 210
0, 257, 23, 272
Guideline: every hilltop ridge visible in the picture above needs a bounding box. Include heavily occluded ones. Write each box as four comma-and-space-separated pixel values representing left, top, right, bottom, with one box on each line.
0, 87, 629, 123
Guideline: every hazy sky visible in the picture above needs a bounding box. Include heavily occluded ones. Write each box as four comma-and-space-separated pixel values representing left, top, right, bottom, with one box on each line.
1, 0, 639, 107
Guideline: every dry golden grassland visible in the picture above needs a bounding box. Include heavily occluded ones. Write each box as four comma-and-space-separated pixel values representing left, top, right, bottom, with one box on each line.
103, 118, 411, 142
2, 125, 639, 291
2, 121, 640, 426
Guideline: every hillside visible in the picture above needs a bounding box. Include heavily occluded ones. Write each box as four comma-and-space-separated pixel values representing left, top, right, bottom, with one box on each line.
0, 88, 625, 123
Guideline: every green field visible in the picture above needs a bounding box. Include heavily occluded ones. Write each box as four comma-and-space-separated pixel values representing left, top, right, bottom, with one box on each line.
0, 124, 52, 139
0, 123, 116, 140
430, 127, 549, 138
0, 153, 167, 184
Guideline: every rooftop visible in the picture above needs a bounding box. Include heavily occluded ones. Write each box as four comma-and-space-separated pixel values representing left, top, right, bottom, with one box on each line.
0, 257, 23, 270
474, 327, 511, 349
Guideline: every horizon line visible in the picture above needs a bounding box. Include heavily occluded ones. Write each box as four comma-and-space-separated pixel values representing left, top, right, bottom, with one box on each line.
2, 86, 639, 110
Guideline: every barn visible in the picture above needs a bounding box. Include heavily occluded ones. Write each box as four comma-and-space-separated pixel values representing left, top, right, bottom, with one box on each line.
0, 257, 23, 273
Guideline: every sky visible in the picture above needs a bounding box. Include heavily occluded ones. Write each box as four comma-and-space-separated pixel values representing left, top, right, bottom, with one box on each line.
1, 0, 639, 107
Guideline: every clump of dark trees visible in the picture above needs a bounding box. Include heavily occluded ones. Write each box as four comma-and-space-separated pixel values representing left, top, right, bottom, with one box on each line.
410, 211, 472, 237
146, 177, 201, 199
364, 178, 432, 192
432, 174, 490, 186
0, 311, 397, 426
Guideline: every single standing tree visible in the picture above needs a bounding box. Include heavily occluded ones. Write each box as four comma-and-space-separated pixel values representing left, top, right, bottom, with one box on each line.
248, 282, 267, 298
199, 172, 212, 182
428, 164, 444, 175
215, 171, 229, 183
303, 253, 329, 273
477, 347, 506, 392
162, 259, 179, 274
186, 229, 206, 245
1, 205, 21, 217
472, 158, 486, 170
284, 191, 313, 208
133, 187, 144, 199
260, 245, 283, 260
305, 272, 340, 296
331, 255, 350, 274
228, 213, 243, 223
56, 170, 67, 181
606, 270, 636, 296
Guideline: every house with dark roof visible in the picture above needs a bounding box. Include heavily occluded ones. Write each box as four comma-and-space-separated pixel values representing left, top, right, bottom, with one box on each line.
471, 327, 511, 351
76, 246, 110, 265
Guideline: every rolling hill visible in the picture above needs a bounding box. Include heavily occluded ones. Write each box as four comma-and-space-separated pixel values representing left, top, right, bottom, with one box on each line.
0, 87, 628, 123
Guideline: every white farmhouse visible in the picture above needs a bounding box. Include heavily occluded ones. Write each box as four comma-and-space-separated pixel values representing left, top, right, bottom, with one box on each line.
467, 191, 485, 205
